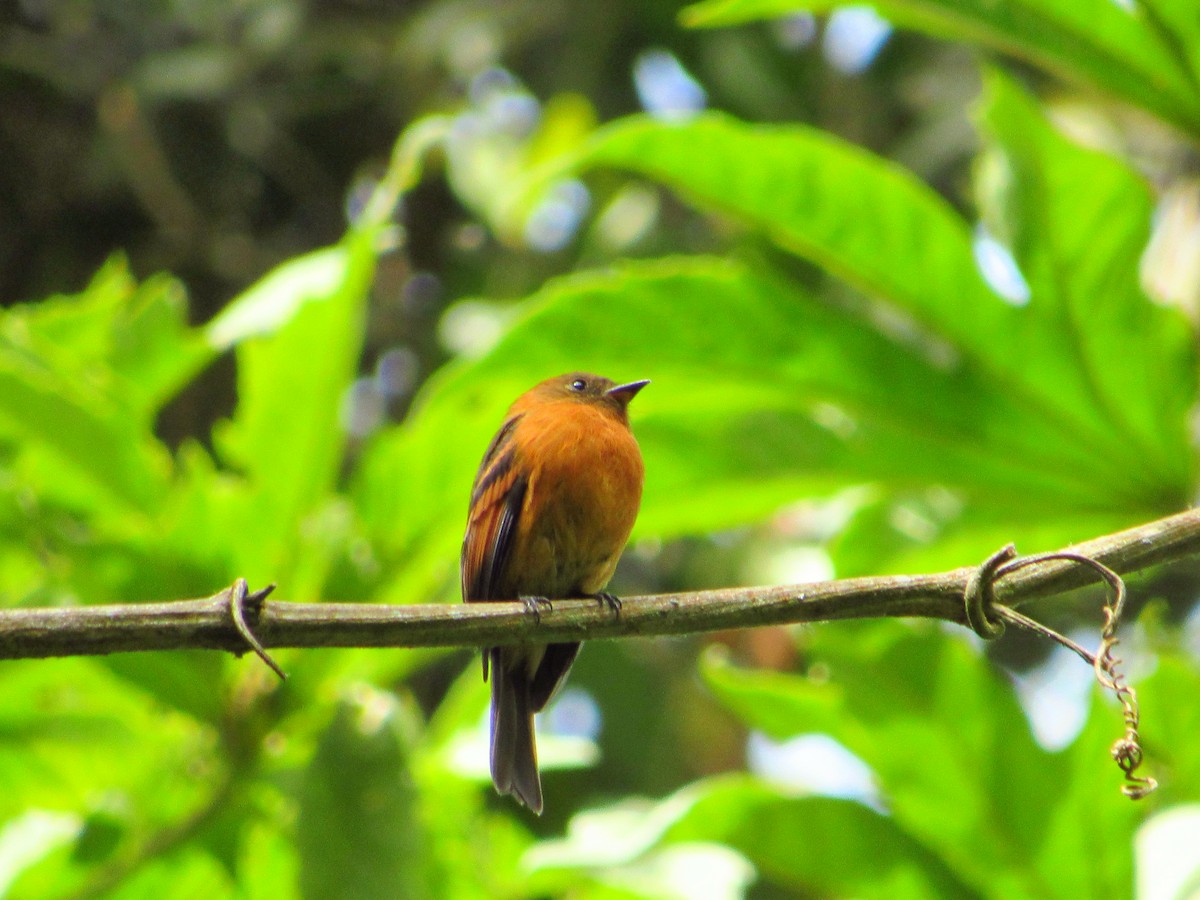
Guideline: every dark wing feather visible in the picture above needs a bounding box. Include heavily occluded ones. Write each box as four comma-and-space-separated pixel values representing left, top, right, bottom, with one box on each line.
469, 413, 522, 510
462, 413, 527, 602
470, 475, 526, 601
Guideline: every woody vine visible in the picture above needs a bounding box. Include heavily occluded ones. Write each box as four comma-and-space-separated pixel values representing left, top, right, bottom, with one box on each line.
5, 505, 1195, 799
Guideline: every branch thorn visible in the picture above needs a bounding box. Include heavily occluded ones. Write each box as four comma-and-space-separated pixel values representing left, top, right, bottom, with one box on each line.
228, 578, 286, 681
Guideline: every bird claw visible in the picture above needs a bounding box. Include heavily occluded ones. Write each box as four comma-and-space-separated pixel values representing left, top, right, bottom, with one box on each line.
590, 591, 622, 617
519, 595, 553, 624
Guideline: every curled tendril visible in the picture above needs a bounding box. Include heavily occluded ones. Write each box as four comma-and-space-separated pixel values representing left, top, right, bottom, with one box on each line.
964, 547, 1156, 799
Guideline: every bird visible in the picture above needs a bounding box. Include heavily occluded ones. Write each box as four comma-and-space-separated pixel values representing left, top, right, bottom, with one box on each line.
461, 372, 648, 814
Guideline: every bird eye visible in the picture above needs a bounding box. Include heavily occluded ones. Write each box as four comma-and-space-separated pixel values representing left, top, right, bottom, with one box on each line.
570, 378, 587, 392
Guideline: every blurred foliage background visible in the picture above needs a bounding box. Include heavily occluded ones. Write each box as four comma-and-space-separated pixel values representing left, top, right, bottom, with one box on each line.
2, 0, 1200, 897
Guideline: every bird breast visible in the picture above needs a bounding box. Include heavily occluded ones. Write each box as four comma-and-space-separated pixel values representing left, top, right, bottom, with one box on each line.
513, 402, 644, 596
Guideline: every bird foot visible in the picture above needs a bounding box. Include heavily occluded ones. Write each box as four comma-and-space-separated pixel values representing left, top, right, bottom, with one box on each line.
588, 591, 622, 617
519, 595, 553, 624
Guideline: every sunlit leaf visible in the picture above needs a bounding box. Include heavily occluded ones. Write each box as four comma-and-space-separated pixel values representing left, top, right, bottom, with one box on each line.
0, 258, 196, 515
0, 811, 79, 896
105, 848, 232, 898
0, 659, 214, 820
211, 240, 371, 588
681, 0, 1200, 138
661, 778, 970, 898
240, 821, 301, 900
524, 795, 756, 900
0, 658, 221, 896
527, 777, 968, 898
576, 111, 1195, 506
975, 69, 1194, 489
702, 621, 1097, 897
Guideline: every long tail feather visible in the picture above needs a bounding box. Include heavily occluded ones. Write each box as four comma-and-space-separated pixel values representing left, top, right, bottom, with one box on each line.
489, 648, 543, 815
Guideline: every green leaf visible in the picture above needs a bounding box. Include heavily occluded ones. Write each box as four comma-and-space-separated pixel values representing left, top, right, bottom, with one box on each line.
9, 257, 210, 423
524, 794, 756, 899
975, 69, 1195, 489
981, 640, 1200, 898
239, 820, 300, 900
98, 652, 226, 724
581, 114, 1004, 364
209, 242, 370, 587
296, 693, 436, 900
680, 0, 1200, 138
1142, 0, 1200, 95
205, 247, 358, 352
358, 101, 1195, 580
661, 778, 971, 898
1031, 684, 1139, 898
576, 112, 1194, 509
0, 658, 221, 900
104, 848, 233, 898
0, 811, 79, 896
1135, 652, 1200, 799
0, 369, 165, 515
702, 622, 1081, 898
526, 777, 969, 898
0, 258, 198, 515
828, 494, 1137, 576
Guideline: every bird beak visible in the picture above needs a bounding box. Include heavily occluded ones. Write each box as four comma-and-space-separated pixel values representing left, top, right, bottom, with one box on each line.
606, 379, 650, 405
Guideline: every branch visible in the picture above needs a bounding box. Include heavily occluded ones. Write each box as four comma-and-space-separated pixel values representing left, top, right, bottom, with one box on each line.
1, 507, 1197, 662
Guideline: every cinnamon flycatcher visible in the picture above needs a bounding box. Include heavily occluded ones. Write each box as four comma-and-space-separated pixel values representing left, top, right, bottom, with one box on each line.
461, 372, 648, 813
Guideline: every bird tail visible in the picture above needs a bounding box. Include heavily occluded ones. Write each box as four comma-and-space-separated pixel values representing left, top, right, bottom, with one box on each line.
488, 648, 543, 815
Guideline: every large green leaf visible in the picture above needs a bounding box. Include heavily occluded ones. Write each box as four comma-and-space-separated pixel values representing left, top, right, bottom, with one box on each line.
208, 242, 370, 588
701, 620, 1122, 899
1142, 0, 1200, 94
1031, 684, 1141, 898
701, 618, 1165, 897
357, 76, 1194, 588
681, 0, 1200, 138
661, 779, 971, 898
0, 259, 204, 515
827, 491, 1140, 577
5, 258, 209, 422
576, 109, 1194, 504
0, 658, 221, 896
525, 776, 970, 898
974, 70, 1194, 488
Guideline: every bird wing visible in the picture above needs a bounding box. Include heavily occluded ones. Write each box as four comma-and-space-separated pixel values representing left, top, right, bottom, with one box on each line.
462, 413, 527, 603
